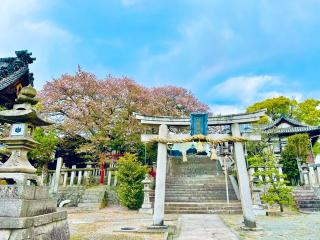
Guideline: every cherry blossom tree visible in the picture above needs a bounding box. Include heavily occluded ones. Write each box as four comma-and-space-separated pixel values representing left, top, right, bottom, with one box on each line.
39, 68, 208, 156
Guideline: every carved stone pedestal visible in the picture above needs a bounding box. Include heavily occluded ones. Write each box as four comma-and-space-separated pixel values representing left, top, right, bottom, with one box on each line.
0, 174, 69, 240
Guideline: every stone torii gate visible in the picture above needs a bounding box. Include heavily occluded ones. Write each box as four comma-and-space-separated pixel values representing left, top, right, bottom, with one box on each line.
135, 110, 265, 228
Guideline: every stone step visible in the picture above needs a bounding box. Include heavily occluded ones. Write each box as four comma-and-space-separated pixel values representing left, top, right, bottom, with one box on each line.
298, 208, 320, 212
78, 202, 101, 210
293, 195, 316, 198
165, 209, 242, 214
297, 199, 320, 204
165, 201, 241, 207
165, 192, 237, 197
165, 201, 242, 214
165, 187, 233, 191
80, 199, 102, 203
166, 193, 237, 197
167, 175, 223, 178
165, 190, 236, 194
292, 192, 316, 195
165, 206, 242, 211
292, 187, 320, 211
166, 181, 226, 184
165, 198, 237, 202
299, 204, 320, 208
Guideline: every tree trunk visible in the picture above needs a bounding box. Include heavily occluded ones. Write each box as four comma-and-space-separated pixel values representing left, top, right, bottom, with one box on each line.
42, 162, 49, 185
280, 204, 284, 212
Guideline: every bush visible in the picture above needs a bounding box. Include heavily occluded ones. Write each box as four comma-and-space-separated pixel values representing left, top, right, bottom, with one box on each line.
116, 153, 148, 210
261, 182, 293, 212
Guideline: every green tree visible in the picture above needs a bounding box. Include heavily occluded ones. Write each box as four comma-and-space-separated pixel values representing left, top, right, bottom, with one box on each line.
253, 151, 293, 212
29, 128, 59, 184
313, 142, 320, 156
246, 133, 270, 166
261, 182, 293, 213
293, 99, 320, 126
246, 96, 296, 121
280, 133, 310, 185
116, 154, 148, 210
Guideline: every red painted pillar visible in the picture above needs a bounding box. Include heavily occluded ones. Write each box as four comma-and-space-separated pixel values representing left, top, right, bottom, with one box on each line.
100, 161, 105, 184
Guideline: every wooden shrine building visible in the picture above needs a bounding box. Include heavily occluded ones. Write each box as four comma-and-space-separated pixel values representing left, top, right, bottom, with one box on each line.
263, 116, 320, 156
0, 50, 35, 108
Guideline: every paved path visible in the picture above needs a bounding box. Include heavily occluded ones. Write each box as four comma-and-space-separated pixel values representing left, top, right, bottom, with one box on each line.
175, 214, 239, 240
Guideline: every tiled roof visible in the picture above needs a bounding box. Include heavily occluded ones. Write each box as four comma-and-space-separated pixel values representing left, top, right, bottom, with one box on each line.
0, 50, 35, 91
263, 116, 309, 130
0, 66, 28, 91
265, 126, 320, 135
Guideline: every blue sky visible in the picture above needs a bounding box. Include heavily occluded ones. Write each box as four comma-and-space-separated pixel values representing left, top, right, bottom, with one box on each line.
1, 0, 320, 114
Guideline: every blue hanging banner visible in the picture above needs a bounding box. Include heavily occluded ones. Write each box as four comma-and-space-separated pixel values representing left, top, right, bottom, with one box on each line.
190, 113, 208, 136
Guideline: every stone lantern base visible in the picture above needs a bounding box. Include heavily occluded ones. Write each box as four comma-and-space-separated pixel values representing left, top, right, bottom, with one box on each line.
0, 173, 69, 240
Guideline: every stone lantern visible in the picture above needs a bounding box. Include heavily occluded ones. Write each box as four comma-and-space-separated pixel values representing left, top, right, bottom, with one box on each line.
139, 174, 153, 214
0, 85, 50, 180
0, 85, 69, 240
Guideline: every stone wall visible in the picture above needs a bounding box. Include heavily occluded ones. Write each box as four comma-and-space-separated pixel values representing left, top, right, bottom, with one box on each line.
51, 186, 86, 207
51, 185, 119, 207
0, 211, 69, 240
105, 186, 119, 206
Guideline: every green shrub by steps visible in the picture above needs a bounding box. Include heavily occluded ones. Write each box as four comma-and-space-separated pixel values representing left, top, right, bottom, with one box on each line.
116, 154, 148, 210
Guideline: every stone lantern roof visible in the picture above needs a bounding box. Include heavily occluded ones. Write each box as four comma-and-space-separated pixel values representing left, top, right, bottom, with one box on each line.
0, 84, 51, 126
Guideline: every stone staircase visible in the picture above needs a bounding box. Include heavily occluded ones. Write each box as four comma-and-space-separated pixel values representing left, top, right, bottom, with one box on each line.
293, 187, 320, 212
78, 186, 107, 210
165, 156, 241, 214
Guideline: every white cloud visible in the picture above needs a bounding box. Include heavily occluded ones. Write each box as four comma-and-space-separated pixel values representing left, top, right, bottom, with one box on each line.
259, 91, 303, 102
0, 0, 80, 89
211, 75, 281, 104
208, 74, 307, 113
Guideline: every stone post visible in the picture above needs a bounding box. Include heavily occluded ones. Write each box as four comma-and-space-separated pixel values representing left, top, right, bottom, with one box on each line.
50, 173, 56, 193
70, 165, 76, 186
248, 168, 255, 182
53, 157, 63, 193
258, 168, 263, 182
302, 169, 309, 185
231, 123, 256, 228
278, 166, 284, 182
63, 172, 68, 187
77, 170, 82, 186
153, 124, 168, 226
316, 166, 320, 185
108, 170, 112, 186
309, 166, 316, 186
265, 168, 270, 182
84, 163, 92, 184
139, 174, 153, 214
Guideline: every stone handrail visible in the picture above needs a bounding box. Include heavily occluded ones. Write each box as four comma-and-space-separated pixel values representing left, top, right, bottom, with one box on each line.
248, 164, 284, 184
301, 164, 320, 186
48, 158, 118, 193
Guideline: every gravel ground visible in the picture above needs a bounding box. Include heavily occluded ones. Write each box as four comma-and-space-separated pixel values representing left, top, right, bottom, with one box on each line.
67, 206, 177, 240
220, 212, 320, 240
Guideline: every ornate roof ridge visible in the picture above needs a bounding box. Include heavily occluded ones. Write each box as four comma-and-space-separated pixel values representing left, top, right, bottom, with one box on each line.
263, 116, 309, 130
0, 50, 35, 91
265, 125, 320, 134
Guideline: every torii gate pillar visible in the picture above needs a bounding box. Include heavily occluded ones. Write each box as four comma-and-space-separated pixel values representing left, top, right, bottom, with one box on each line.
153, 124, 168, 226
231, 123, 256, 228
